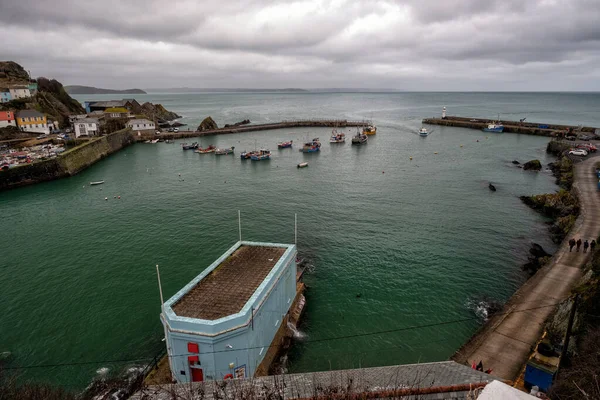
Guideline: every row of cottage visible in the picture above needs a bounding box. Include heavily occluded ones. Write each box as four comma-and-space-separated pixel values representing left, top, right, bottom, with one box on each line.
0, 82, 38, 102
0, 98, 156, 137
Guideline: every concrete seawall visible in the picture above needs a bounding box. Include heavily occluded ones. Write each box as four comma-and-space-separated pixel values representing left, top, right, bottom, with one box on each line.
0, 129, 135, 191
137, 119, 369, 141
423, 116, 598, 137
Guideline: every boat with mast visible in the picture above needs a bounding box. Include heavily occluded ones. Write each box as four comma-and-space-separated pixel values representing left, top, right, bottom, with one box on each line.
301, 138, 321, 153
483, 115, 504, 133
195, 144, 216, 154
215, 146, 235, 155
330, 129, 346, 143
251, 149, 271, 161
351, 129, 368, 145
362, 121, 377, 135
182, 142, 199, 150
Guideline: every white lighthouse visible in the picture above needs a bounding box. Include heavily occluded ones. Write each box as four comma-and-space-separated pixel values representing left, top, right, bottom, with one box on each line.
442, 107, 447, 120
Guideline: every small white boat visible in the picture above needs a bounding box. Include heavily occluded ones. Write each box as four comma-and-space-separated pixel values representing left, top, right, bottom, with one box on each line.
150, 139, 160, 144
90, 181, 105, 186
297, 162, 308, 168
419, 127, 429, 136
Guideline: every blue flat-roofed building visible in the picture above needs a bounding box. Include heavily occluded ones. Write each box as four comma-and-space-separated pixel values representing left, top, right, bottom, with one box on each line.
162, 241, 297, 383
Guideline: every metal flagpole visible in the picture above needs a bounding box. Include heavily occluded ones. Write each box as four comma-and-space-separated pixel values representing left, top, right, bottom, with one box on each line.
295, 213, 297, 245
156, 264, 174, 379
238, 210, 242, 242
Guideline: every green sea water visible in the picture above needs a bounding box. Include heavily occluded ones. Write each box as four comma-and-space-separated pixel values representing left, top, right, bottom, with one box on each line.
1, 92, 599, 388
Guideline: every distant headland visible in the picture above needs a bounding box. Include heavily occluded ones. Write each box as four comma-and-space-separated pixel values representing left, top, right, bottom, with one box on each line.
65, 85, 147, 95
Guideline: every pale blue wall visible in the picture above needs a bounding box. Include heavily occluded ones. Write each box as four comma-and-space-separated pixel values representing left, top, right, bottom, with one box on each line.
0, 92, 11, 102
162, 241, 297, 383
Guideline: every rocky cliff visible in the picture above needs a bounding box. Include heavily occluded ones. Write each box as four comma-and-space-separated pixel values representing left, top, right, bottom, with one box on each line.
140, 102, 180, 122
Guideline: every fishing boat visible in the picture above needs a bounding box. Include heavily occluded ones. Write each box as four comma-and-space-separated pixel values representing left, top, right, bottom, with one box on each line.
483, 122, 504, 133
301, 138, 321, 153
250, 149, 271, 161
419, 127, 429, 136
182, 142, 199, 150
240, 150, 257, 159
90, 181, 104, 186
215, 146, 235, 155
483, 115, 504, 133
363, 124, 377, 135
330, 130, 346, 143
195, 145, 216, 154
277, 140, 293, 149
351, 131, 368, 145
297, 162, 308, 168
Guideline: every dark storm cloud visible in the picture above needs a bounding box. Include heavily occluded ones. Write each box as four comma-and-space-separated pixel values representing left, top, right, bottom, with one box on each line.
0, 0, 598, 90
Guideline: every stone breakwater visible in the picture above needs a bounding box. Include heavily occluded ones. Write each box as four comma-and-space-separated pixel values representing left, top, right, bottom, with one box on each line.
423, 116, 598, 137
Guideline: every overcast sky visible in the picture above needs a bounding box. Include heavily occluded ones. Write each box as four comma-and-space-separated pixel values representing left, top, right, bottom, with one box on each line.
1, 0, 599, 90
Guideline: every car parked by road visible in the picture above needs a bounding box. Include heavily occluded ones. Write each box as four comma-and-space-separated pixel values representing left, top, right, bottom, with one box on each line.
569, 149, 588, 156
577, 143, 597, 153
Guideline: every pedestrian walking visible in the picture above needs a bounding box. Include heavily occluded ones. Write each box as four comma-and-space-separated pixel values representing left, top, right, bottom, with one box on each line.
577, 238, 582, 252
569, 238, 576, 252
592, 240, 597, 252
584, 240, 589, 253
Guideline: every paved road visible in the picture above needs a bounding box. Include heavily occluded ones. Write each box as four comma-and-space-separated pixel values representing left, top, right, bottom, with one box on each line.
453, 155, 600, 381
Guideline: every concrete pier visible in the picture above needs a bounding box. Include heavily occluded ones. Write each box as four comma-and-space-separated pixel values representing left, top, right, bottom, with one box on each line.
139, 119, 369, 141
423, 116, 598, 137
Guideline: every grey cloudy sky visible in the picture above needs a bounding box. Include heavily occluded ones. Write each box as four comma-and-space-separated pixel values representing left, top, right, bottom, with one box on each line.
1, 0, 599, 90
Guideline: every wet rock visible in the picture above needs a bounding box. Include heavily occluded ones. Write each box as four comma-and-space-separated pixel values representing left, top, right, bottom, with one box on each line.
489, 182, 496, 191
523, 242, 552, 276
512, 160, 520, 165
523, 159, 542, 171
197, 116, 218, 131
224, 119, 251, 128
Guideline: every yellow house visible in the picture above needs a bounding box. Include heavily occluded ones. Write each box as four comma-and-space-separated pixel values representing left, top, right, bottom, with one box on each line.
16, 110, 49, 134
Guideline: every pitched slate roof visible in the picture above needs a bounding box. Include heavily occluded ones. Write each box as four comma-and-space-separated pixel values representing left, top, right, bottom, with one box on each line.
127, 118, 154, 125
16, 110, 44, 118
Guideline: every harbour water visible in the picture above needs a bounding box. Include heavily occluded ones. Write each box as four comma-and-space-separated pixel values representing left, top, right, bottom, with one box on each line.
2, 92, 599, 388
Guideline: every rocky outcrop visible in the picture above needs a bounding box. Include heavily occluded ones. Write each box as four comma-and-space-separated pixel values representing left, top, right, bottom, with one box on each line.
523, 159, 542, 171
0, 61, 30, 84
224, 119, 250, 128
521, 189, 579, 243
140, 102, 181, 122
523, 243, 551, 276
512, 160, 520, 165
547, 140, 572, 156
197, 116, 218, 132
548, 156, 574, 189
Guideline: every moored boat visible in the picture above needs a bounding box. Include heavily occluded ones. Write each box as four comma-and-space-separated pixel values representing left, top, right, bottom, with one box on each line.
90, 180, 105, 185
363, 124, 377, 135
297, 162, 308, 168
195, 145, 216, 154
301, 138, 321, 153
351, 131, 368, 145
330, 129, 346, 143
483, 123, 504, 133
182, 142, 199, 150
215, 146, 235, 155
277, 140, 293, 149
250, 149, 271, 161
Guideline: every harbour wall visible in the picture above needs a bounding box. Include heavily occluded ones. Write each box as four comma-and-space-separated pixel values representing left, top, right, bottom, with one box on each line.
0, 129, 135, 191
136, 119, 369, 141
423, 116, 598, 137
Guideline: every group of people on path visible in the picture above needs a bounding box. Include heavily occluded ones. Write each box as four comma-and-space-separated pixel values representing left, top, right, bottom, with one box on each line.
568, 238, 596, 253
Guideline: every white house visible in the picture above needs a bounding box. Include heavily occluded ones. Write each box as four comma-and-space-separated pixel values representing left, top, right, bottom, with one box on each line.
74, 118, 100, 137
9, 86, 32, 100
126, 118, 155, 131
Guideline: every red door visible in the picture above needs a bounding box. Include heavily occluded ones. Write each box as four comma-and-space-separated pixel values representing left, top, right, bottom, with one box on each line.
191, 368, 204, 382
